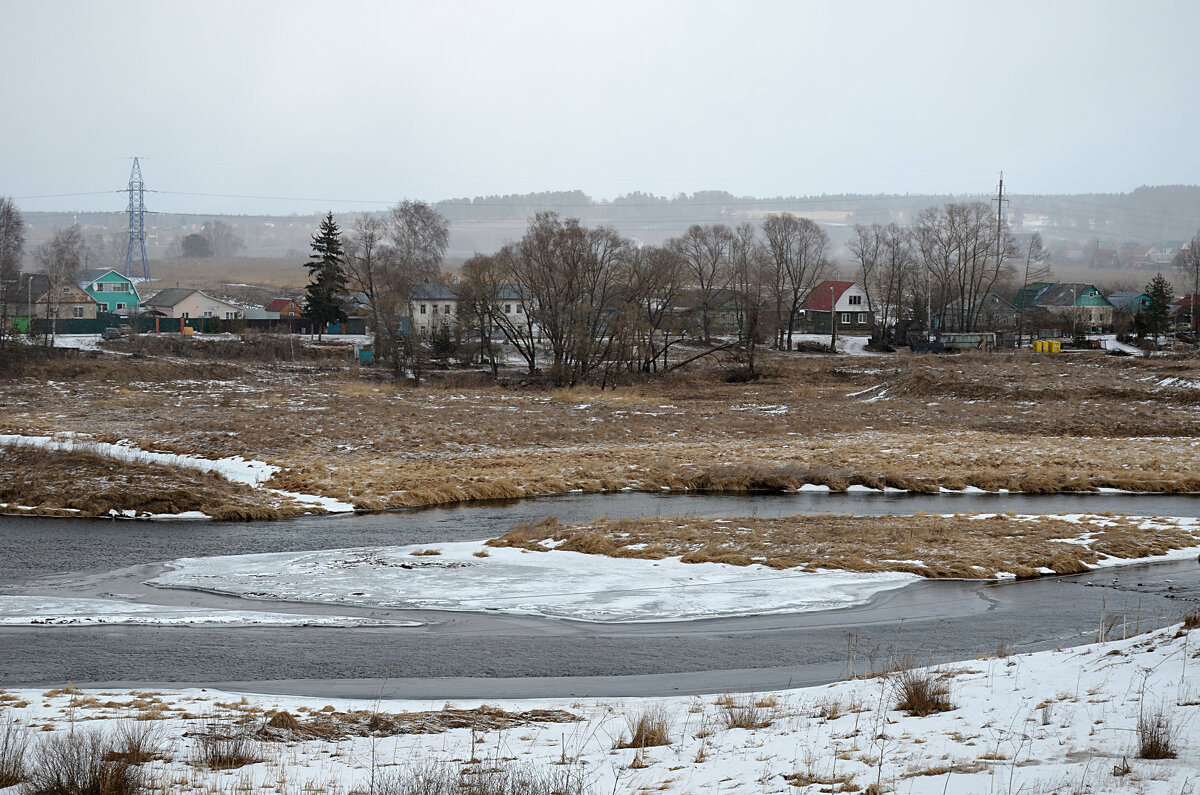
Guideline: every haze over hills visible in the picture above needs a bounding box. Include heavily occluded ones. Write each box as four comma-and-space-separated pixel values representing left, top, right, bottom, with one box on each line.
17, 185, 1200, 270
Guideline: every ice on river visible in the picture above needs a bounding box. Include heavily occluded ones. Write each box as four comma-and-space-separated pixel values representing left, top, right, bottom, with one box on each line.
147, 542, 919, 622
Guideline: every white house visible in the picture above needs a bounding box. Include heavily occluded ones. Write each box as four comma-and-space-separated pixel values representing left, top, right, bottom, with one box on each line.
142, 287, 243, 320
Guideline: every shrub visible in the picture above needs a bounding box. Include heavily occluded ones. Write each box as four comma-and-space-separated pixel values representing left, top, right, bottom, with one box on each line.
615, 705, 671, 749
105, 720, 163, 765
1182, 609, 1200, 631
191, 717, 260, 770
369, 759, 587, 795
25, 729, 142, 795
1136, 708, 1177, 759
719, 698, 772, 730
892, 666, 954, 717
0, 712, 30, 787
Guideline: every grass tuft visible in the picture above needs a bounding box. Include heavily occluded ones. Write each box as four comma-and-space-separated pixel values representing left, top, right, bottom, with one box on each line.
1135, 708, 1177, 759
615, 704, 672, 749
892, 665, 954, 717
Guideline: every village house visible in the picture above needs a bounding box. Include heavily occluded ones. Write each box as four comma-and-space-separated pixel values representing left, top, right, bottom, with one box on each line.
408, 283, 459, 336
11, 273, 99, 322
264, 298, 304, 318
75, 268, 141, 315
798, 280, 873, 335
141, 287, 243, 320
1018, 283, 1114, 334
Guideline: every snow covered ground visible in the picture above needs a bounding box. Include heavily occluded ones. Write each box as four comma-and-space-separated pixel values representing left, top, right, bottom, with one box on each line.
0, 433, 355, 515
1, 622, 1196, 794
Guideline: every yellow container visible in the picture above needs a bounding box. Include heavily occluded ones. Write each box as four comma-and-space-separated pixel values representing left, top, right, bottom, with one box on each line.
1050, 340, 1061, 353
1032, 340, 1043, 353
181, 325, 194, 336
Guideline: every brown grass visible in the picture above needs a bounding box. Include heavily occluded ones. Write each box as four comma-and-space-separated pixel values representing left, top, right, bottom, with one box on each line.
486, 512, 1199, 579
892, 666, 955, 717
615, 705, 671, 749
6, 350, 1200, 517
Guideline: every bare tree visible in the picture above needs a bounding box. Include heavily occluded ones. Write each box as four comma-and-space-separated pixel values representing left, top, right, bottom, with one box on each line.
865, 224, 916, 348
761, 213, 828, 349
0, 197, 26, 345
202, 220, 246, 258
668, 224, 734, 340
847, 224, 884, 345
914, 202, 1015, 333
343, 214, 392, 363
35, 226, 85, 345
1173, 230, 1200, 341
626, 245, 687, 372
497, 212, 631, 387
455, 253, 506, 377
1016, 232, 1050, 347
729, 222, 769, 378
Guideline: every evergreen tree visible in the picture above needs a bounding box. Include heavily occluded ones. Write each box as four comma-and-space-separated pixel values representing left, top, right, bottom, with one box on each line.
303, 212, 348, 338
1144, 272, 1173, 348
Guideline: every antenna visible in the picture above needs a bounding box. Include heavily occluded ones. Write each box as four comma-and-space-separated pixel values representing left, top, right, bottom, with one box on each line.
123, 157, 150, 282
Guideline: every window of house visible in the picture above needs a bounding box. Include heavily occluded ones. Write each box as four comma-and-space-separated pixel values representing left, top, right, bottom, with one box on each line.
181, 312, 189, 319
116, 303, 125, 310
841, 313, 851, 324
432, 304, 438, 315
516, 305, 523, 314
97, 304, 107, 313
72, 307, 84, 318
848, 294, 862, 305
444, 305, 451, 314
505, 304, 512, 314
226, 312, 235, 319
62, 286, 70, 293
203, 311, 213, 318
857, 313, 865, 323
420, 304, 427, 315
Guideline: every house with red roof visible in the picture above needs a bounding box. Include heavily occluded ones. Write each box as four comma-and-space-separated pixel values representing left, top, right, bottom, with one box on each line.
265, 298, 304, 318
798, 280, 873, 335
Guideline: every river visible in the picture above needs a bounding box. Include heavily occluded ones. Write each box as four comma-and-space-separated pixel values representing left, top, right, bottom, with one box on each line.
2, 491, 1198, 697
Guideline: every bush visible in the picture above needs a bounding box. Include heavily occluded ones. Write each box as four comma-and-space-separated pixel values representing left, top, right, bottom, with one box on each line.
1136, 708, 1177, 759
615, 705, 672, 749
892, 666, 954, 717
25, 729, 142, 795
0, 711, 30, 787
369, 760, 587, 795
191, 717, 260, 770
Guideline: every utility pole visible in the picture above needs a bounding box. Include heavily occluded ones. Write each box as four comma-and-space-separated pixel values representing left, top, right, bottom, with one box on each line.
829, 281, 837, 353
993, 172, 1009, 336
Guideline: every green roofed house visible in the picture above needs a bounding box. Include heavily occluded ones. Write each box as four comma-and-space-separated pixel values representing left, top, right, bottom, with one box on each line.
1022, 283, 1114, 333
76, 268, 141, 315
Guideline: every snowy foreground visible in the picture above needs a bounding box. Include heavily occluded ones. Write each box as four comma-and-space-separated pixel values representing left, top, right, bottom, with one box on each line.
2, 623, 1196, 794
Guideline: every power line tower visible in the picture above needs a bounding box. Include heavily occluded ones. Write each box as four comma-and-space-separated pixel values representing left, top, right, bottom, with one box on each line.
123, 157, 150, 282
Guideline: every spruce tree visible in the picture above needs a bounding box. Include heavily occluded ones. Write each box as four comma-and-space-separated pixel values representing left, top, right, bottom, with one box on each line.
1145, 272, 1173, 348
303, 212, 348, 338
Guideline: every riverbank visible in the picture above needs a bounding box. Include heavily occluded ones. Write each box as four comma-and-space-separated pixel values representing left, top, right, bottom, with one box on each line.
4, 352, 1200, 520
1, 620, 1195, 794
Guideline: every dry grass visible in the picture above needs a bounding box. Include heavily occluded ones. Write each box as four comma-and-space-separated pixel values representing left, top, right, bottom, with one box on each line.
615, 705, 672, 749
258, 705, 579, 742
486, 512, 1199, 579
0, 712, 30, 788
891, 666, 954, 717
1135, 707, 1177, 759
7, 350, 1200, 517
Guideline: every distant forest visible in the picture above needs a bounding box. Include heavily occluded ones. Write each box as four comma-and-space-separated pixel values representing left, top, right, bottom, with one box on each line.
19, 185, 1200, 262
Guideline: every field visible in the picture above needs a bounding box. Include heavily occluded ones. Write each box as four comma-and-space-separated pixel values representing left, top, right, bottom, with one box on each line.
4, 345, 1200, 521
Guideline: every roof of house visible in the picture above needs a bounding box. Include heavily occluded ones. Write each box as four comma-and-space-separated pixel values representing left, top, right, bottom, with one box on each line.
76, 268, 130, 285
1107, 291, 1152, 313
411, 283, 458, 301
1032, 283, 1112, 308
143, 287, 200, 307
265, 298, 299, 312
799, 281, 859, 312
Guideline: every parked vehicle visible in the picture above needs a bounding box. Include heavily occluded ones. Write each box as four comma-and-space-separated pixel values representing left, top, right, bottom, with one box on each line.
102, 327, 123, 340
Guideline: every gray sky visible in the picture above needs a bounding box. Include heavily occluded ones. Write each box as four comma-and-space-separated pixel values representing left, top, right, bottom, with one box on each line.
3, 0, 1198, 215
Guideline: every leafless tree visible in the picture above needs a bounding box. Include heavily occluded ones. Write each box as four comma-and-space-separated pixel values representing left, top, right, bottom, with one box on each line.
455, 253, 506, 377
0, 197, 26, 345
1017, 232, 1050, 347
729, 222, 769, 378
625, 245, 687, 372
1173, 230, 1200, 340
847, 224, 884, 344
496, 212, 631, 386
35, 226, 85, 345
668, 224, 734, 340
864, 223, 917, 348
761, 213, 828, 349
201, 220, 246, 258
343, 214, 395, 367
913, 202, 1015, 333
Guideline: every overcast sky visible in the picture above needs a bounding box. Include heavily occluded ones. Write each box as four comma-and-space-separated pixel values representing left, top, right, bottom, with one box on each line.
3, 0, 1198, 216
